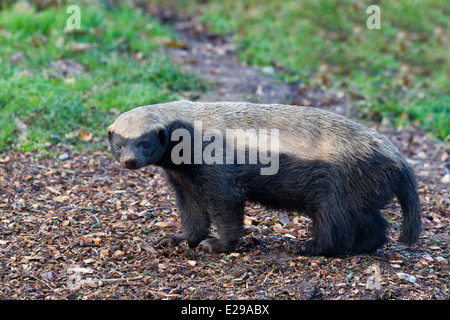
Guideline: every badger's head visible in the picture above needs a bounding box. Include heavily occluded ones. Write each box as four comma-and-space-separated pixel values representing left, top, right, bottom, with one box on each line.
107, 107, 169, 170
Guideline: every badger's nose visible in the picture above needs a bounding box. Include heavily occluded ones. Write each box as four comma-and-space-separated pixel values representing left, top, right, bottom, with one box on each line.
123, 158, 138, 169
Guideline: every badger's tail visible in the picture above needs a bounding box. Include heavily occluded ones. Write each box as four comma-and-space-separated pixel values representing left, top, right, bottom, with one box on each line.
395, 163, 422, 246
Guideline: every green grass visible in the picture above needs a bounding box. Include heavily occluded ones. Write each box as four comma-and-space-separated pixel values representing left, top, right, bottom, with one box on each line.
0, 1, 205, 152
178, 0, 449, 141
1, 1, 448, 152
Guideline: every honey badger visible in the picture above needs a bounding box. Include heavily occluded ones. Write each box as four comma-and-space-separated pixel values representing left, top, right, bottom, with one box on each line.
108, 101, 422, 256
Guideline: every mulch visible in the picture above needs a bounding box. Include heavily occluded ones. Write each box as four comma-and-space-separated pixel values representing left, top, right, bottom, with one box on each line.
0, 121, 448, 300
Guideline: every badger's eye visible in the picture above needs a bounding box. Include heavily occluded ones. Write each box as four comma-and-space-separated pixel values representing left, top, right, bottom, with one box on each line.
116, 144, 123, 151
141, 142, 151, 149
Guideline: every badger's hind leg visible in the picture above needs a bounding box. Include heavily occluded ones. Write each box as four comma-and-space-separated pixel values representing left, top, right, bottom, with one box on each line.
352, 208, 389, 254
289, 204, 357, 257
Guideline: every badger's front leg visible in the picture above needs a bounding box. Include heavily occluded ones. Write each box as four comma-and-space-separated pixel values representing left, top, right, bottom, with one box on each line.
198, 191, 246, 253
156, 173, 211, 249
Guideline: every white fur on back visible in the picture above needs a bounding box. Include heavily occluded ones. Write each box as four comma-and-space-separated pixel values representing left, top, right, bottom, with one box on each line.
109, 101, 402, 163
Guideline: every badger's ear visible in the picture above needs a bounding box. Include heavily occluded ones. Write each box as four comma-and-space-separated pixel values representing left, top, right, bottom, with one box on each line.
107, 126, 115, 145
155, 123, 169, 149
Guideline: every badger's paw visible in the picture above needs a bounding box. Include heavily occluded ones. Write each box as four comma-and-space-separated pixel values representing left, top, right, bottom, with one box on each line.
198, 238, 236, 254
155, 235, 186, 248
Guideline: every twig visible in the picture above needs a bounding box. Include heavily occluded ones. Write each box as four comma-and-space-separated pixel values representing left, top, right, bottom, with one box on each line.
146, 290, 181, 298
99, 275, 143, 282
73, 205, 103, 229
86, 211, 101, 229
26, 272, 56, 292
261, 268, 274, 285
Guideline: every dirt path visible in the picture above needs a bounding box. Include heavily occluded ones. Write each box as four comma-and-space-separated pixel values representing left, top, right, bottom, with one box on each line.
159, 9, 363, 119
163, 16, 294, 103
0, 8, 448, 300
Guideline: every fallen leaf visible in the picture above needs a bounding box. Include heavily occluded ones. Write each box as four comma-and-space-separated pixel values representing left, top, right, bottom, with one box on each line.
397, 272, 416, 283
67, 266, 93, 274
58, 152, 70, 160
0, 156, 11, 163
166, 40, 188, 49
80, 279, 99, 288
21, 255, 45, 263
71, 42, 98, 53
54, 36, 65, 48
113, 250, 125, 258
64, 77, 76, 84
53, 195, 69, 203
79, 129, 93, 142
140, 241, 156, 253
14, 117, 28, 142
272, 223, 284, 232
65, 130, 80, 139
402, 74, 412, 87
187, 260, 197, 267
45, 186, 61, 194
401, 110, 408, 121
244, 215, 256, 226
155, 36, 188, 49
321, 74, 331, 86
422, 254, 434, 262
10, 52, 24, 65
50, 59, 84, 77
389, 260, 403, 264
155, 221, 179, 228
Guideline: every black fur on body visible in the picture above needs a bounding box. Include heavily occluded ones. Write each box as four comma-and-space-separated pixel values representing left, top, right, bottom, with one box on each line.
108, 101, 422, 256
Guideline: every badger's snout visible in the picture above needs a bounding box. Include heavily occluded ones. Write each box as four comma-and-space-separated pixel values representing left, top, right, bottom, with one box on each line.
123, 158, 138, 169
